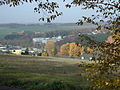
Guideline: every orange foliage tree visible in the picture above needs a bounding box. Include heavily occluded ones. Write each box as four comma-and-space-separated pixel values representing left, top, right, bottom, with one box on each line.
60, 43, 70, 56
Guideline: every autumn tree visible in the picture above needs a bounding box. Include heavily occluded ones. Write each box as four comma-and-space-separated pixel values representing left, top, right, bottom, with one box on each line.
86, 47, 93, 54
60, 43, 70, 56
0, 0, 62, 22
106, 35, 114, 44
45, 40, 57, 56
41, 51, 48, 56
69, 43, 84, 57
60, 43, 84, 57
69, 0, 120, 89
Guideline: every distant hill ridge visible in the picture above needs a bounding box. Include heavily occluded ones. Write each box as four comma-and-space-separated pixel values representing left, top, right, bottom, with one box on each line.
0, 23, 94, 27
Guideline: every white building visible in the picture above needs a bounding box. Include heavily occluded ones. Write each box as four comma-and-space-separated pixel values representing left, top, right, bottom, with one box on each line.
32, 36, 62, 44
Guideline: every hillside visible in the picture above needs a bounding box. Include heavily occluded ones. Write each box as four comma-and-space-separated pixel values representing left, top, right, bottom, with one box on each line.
0, 54, 93, 90
0, 23, 95, 39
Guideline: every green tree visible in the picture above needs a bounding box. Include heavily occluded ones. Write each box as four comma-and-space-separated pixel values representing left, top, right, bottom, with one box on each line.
25, 48, 29, 55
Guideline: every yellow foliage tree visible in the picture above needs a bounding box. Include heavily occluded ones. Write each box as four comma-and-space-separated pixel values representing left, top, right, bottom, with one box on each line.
87, 47, 93, 54
45, 40, 57, 56
69, 43, 84, 57
60, 43, 84, 57
41, 52, 48, 56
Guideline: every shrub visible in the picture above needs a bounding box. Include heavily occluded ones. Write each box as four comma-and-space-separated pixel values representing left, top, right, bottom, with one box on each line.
41, 52, 48, 56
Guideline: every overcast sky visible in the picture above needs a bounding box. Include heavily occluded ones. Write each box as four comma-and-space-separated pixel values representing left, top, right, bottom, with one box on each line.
0, 1, 96, 24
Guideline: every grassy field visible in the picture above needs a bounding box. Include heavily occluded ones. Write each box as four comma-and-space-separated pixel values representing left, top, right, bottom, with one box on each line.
0, 54, 93, 90
0, 24, 95, 39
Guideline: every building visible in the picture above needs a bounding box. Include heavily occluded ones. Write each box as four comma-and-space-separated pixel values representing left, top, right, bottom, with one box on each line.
32, 36, 62, 44
10, 49, 22, 55
80, 54, 94, 60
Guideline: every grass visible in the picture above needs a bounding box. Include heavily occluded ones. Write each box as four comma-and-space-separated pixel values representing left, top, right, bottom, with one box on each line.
0, 54, 93, 90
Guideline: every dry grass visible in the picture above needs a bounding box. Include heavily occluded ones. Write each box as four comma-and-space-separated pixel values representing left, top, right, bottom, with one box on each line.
0, 54, 92, 89
0, 54, 82, 74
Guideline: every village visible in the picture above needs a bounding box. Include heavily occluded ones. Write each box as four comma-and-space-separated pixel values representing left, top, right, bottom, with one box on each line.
0, 29, 109, 60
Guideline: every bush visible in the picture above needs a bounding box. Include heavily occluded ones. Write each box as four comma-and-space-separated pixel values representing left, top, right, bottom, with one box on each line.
41, 52, 48, 56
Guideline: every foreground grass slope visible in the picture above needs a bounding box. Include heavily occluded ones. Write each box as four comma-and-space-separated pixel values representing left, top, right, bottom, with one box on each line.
0, 54, 92, 90
0, 55, 91, 90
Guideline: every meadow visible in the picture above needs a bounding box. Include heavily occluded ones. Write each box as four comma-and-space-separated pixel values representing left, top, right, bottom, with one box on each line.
0, 24, 95, 39
0, 54, 93, 90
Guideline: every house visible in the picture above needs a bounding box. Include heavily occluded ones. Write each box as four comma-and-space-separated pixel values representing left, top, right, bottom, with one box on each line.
8, 46, 22, 55
10, 49, 22, 55
0, 46, 7, 50
80, 54, 94, 60
0, 45, 8, 54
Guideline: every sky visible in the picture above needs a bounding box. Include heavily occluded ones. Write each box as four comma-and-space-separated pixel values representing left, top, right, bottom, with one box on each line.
0, 1, 96, 24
